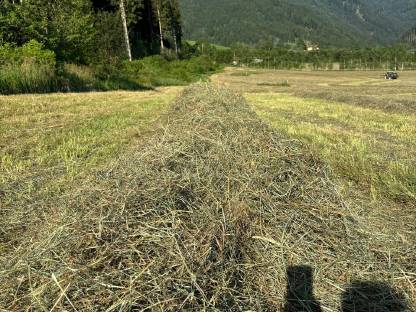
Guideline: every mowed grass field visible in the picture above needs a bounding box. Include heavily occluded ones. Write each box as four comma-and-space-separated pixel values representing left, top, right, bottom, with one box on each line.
251, 94, 416, 201
1, 89, 177, 198
3, 70, 414, 205
0, 70, 415, 309
213, 69, 416, 203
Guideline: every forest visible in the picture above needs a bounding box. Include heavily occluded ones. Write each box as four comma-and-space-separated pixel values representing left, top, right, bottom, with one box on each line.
0, 0, 182, 62
0, 0, 219, 93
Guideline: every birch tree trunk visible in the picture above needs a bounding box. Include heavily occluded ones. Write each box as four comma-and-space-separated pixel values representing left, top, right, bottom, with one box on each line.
156, 5, 164, 51
173, 32, 178, 55
168, 0, 179, 55
120, 0, 132, 61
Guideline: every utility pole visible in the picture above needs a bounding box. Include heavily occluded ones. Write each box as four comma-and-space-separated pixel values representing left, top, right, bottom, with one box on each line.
120, 0, 132, 61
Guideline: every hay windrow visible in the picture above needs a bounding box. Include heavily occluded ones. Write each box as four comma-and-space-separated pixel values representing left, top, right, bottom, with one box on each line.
0, 83, 413, 311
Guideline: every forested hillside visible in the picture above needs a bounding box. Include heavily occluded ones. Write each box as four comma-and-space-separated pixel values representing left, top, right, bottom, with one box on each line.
180, 0, 416, 47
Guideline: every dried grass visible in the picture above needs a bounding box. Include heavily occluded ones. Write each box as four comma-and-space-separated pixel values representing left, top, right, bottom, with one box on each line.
0, 84, 414, 311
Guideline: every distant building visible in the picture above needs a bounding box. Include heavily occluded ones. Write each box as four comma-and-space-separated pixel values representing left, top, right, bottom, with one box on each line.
304, 41, 320, 52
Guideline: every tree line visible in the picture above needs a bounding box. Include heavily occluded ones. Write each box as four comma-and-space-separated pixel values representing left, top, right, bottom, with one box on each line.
0, 0, 182, 65
0, 0, 220, 94
191, 41, 416, 70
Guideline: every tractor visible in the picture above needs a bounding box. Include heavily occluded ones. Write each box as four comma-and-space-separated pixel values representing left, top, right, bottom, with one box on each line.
384, 71, 399, 80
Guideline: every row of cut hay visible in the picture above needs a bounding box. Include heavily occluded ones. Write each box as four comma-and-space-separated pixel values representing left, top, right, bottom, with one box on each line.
0, 84, 413, 310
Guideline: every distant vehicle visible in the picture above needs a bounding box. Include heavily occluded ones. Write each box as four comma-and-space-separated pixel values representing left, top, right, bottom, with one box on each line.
384, 71, 399, 80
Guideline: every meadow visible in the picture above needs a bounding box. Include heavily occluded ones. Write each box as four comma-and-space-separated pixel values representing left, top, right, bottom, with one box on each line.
0, 89, 177, 210
213, 69, 416, 202
0, 70, 415, 310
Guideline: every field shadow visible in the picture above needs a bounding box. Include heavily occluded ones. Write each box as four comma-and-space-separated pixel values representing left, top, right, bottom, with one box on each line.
61, 70, 152, 93
341, 281, 408, 312
283, 266, 409, 312
284, 265, 322, 312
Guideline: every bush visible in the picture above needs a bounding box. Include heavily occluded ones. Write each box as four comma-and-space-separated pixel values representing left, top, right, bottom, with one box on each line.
186, 55, 218, 74
0, 40, 221, 94
0, 63, 57, 94
0, 40, 56, 67
0, 40, 144, 94
19, 40, 56, 66
123, 55, 221, 87
0, 40, 57, 94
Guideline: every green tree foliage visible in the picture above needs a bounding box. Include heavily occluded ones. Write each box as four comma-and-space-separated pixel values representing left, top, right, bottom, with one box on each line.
0, 39, 56, 66
152, 0, 182, 52
0, 40, 58, 94
91, 10, 125, 67
166, 0, 182, 53
0, 0, 183, 63
0, 0, 193, 94
0, 0, 95, 63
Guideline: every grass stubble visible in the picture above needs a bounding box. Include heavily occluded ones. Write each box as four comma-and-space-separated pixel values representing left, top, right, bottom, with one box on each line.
249, 93, 416, 202
0, 84, 414, 310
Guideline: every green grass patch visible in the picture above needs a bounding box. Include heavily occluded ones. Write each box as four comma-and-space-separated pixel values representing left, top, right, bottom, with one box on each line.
0, 61, 146, 94
257, 80, 290, 87
0, 90, 175, 191
0, 56, 219, 94
230, 70, 261, 77
249, 93, 416, 201
186, 40, 230, 50
124, 55, 222, 87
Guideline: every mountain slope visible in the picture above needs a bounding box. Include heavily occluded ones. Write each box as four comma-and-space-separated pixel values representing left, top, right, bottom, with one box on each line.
179, 0, 415, 47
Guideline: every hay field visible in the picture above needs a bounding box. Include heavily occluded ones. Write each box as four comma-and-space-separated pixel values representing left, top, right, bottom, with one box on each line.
1, 88, 177, 193
0, 71, 415, 311
213, 68, 416, 113
213, 69, 416, 201
213, 69, 416, 308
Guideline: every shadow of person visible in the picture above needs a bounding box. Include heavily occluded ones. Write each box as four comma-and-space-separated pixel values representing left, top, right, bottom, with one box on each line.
341, 281, 408, 312
284, 265, 322, 312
